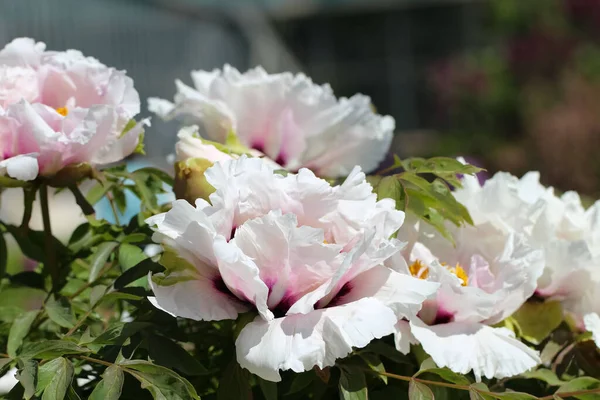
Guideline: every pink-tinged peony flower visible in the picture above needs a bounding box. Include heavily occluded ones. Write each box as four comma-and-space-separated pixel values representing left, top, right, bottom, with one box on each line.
0, 37, 148, 181
146, 157, 438, 381
454, 166, 600, 328
391, 220, 544, 380
148, 65, 394, 178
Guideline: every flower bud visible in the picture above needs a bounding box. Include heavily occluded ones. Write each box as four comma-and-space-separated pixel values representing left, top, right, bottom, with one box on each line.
174, 157, 216, 204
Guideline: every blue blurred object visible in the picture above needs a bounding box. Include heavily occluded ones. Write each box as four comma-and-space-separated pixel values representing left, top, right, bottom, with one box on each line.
94, 159, 175, 225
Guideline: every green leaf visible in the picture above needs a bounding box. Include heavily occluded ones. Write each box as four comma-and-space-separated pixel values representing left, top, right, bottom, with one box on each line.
45, 295, 76, 329
339, 365, 368, 400
133, 167, 175, 187
36, 357, 74, 400
119, 360, 201, 400
88, 241, 118, 282
0, 233, 7, 281
519, 368, 566, 386
415, 358, 471, 385
258, 377, 277, 400
121, 233, 148, 244
0, 287, 46, 323
143, 333, 208, 375
114, 258, 162, 289
376, 176, 407, 210
16, 358, 38, 400
401, 156, 483, 175
5, 225, 68, 263
358, 353, 387, 384
20, 341, 89, 360
66, 386, 82, 400
88, 322, 151, 346
118, 243, 147, 270
89, 365, 124, 400
217, 360, 252, 400
510, 300, 563, 344
0, 358, 12, 370
361, 341, 412, 365
555, 376, 600, 399
89, 285, 108, 307
469, 382, 496, 400
7, 311, 38, 357
409, 379, 434, 400
85, 182, 113, 205
130, 170, 161, 214
100, 291, 143, 303
285, 371, 315, 395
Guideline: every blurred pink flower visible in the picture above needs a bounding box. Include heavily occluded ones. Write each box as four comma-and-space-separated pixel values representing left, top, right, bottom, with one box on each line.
0, 38, 148, 181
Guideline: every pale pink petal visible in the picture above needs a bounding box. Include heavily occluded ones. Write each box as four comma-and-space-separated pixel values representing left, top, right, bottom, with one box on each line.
232, 210, 341, 308
333, 265, 439, 319
213, 236, 273, 321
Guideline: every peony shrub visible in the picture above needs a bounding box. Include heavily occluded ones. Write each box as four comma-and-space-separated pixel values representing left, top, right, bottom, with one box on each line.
0, 37, 599, 400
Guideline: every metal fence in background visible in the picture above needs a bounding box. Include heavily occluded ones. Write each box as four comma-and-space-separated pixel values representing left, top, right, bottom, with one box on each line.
0, 0, 486, 163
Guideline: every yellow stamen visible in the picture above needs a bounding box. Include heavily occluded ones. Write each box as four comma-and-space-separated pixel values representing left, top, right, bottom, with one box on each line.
56, 107, 68, 117
448, 264, 469, 286
409, 259, 429, 280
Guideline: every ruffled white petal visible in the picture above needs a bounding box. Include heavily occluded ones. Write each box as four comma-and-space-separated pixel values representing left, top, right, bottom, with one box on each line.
236, 297, 397, 382
148, 273, 248, 321
410, 320, 540, 381
0, 153, 39, 181
333, 265, 439, 319
394, 320, 417, 354
584, 313, 600, 348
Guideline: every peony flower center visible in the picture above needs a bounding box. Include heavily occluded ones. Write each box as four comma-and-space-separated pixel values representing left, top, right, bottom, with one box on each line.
409, 260, 429, 279
447, 264, 469, 286
409, 259, 469, 286
56, 107, 69, 117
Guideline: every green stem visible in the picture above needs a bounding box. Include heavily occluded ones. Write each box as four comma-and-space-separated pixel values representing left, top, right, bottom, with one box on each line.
39, 184, 58, 289
106, 191, 121, 225
65, 308, 94, 337
67, 260, 113, 300
76, 355, 114, 368
20, 184, 38, 231
68, 184, 95, 216
365, 369, 600, 399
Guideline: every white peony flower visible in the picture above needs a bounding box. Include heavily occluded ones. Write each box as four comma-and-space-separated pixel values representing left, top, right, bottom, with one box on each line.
454, 166, 600, 328
146, 157, 438, 381
391, 221, 544, 380
148, 65, 394, 178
